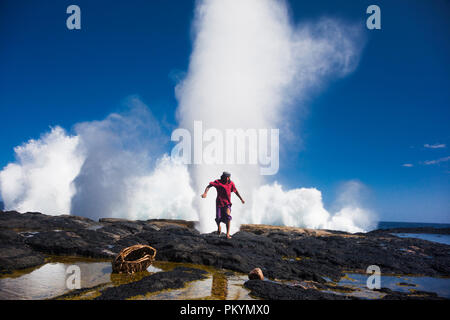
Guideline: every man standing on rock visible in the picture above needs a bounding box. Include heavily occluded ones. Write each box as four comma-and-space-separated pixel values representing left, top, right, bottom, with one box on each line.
201, 171, 245, 239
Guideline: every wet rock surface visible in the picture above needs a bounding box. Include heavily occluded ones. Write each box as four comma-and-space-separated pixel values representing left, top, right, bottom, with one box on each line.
0, 211, 97, 232
375, 287, 445, 300
0, 229, 45, 273
95, 266, 208, 300
244, 279, 356, 300
1, 210, 449, 299
243, 279, 447, 300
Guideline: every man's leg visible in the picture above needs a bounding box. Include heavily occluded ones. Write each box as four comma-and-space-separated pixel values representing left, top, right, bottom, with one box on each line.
226, 207, 231, 239
216, 206, 221, 235
217, 222, 221, 235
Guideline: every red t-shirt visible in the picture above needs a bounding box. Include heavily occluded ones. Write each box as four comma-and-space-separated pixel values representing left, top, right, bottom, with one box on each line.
209, 179, 237, 207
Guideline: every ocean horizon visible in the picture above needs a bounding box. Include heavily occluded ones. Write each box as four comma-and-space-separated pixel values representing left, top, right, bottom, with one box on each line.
377, 221, 450, 246
377, 221, 450, 230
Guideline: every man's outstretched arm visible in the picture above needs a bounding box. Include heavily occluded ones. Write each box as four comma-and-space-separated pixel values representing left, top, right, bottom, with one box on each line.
201, 185, 212, 198
234, 189, 245, 204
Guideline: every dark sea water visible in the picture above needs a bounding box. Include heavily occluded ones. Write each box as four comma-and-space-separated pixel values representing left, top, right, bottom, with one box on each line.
377, 221, 450, 246
377, 221, 450, 229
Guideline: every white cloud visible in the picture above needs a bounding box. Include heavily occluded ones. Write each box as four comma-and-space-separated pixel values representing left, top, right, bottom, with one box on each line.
423, 156, 450, 165
424, 143, 446, 149
402, 163, 414, 167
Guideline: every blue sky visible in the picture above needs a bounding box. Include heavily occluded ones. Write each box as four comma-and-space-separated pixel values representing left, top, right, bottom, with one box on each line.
1, 0, 449, 223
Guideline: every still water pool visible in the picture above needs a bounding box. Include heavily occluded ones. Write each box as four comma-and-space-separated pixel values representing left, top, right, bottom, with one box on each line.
0, 257, 254, 300
1, 257, 449, 300
325, 273, 450, 299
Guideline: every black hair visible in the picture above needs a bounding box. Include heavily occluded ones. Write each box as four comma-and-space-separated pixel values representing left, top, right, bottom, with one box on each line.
221, 171, 231, 179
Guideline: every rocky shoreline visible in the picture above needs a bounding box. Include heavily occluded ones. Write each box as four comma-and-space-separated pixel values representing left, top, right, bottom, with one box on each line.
1, 210, 449, 300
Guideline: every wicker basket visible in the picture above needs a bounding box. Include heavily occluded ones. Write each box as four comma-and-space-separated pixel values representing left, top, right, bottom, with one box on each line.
112, 244, 157, 274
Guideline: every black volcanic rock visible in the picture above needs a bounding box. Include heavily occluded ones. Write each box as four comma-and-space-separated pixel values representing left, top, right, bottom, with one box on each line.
24, 229, 118, 258
0, 211, 449, 299
377, 287, 445, 300
94, 266, 208, 300
0, 210, 98, 232
244, 279, 355, 300
0, 229, 45, 274
244, 280, 446, 300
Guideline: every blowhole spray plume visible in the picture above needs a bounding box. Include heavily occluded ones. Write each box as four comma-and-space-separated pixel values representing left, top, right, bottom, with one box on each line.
0, 0, 376, 233
175, 0, 373, 233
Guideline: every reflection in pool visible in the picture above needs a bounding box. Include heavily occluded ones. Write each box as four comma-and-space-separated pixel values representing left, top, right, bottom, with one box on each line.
135, 270, 253, 300
0, 257, 254, 300
2, 257, 448, 300
0, 256, 112, 300
324, 273, 450, 299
